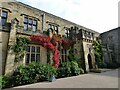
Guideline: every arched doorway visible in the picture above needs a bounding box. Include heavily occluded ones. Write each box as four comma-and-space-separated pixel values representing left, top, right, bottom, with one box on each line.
88, 54, 93, 69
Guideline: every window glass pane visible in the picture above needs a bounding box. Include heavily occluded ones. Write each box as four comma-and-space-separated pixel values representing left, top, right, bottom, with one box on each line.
2, 11, 7, 18
28, 24, 32, 30
32, 26, 36, 32
1, 18, 6, 25
54, 26, 58, 30
36, 54, 40, 62
65, 29, 67, 33
33, 20, 37, 25
26, 46, 30, 52
36, 47, 40, 53
29, 19, 32, 24
24, 17, 28, 23
31, 54, 35, 62
26, 54, 30, 64
68, 30, 70, 33
24, 24, 28, 30
31, 46, 35, 52
48, 24, 51, 29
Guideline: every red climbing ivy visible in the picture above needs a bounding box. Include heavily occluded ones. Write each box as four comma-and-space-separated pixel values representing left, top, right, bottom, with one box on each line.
30, 34, 74, 69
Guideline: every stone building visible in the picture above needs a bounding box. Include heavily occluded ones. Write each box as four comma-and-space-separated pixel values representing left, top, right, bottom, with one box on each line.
100, 27, 120, 64
0, 1, 99, 75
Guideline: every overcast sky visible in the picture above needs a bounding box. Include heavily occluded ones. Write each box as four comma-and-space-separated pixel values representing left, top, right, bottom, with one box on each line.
17, 0, 119, 33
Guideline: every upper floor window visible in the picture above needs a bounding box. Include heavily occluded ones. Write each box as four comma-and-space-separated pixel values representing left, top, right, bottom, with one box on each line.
26, 45, 40, 64
54, 26, 58, 34
1, 11, 8, 25
48, 24, 59, 34
65, 29, 70, 38
23, 17, 37, 32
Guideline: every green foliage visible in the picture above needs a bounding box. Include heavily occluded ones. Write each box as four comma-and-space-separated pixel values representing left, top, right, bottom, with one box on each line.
1, 62, 56, 88
57, 62, 72, 78
93, 40, 104, 68
79, 68, 84, 74
57, 61, 84, 78
0, 75, 12, 89
14, 37, 29, 62
0, 76, 2, 89
12, 62, 56, 86
68, 47, 77, 61
71, 61, 80, 75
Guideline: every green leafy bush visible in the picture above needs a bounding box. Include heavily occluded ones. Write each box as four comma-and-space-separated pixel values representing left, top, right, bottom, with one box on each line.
71, 61, 80, 76
57, 62, 72, 78
57, 61, 83, 78
0, 75, 12, 89
98, 63, 107, 68
12, 62, 56, 86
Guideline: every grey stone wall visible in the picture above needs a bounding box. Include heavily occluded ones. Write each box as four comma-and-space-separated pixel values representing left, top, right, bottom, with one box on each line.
1, 1, 99, 74
100, 27, 120, 64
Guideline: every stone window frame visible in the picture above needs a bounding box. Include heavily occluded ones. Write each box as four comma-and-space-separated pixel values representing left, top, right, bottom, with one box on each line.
23, 16, 37, 32
25, 45, 40, 64
1, 8, 12, 26
60, 49, 68, 63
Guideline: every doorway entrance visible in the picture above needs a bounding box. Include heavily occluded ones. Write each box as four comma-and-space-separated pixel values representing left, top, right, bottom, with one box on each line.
88, 54, 93, 69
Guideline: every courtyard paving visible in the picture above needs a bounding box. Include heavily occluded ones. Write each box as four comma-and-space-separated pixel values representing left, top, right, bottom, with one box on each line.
10, 68, 119, 88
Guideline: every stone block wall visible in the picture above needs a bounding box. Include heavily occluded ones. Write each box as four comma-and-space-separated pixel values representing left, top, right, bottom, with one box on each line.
1, 1, 99, 75
100, 27, 120, 63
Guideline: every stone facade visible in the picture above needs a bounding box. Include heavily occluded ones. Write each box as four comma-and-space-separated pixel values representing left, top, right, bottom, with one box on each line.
100, 27, 120, 64
1, 1, 99, 75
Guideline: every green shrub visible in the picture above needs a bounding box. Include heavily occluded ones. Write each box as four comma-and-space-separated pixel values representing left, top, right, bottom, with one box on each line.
57, 62, 72, 78
57, 61, 83, 78
0, 76, 2, 89
0, 75, 11, 89
12, 62, 56, 86
71, 61, 80, 76
98, 63, 107, 68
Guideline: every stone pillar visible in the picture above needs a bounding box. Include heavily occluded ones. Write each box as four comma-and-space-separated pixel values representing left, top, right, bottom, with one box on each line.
5, 18, 19, 76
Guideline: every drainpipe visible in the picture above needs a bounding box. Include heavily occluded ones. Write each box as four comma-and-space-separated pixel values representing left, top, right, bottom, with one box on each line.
41, 13, 45, 33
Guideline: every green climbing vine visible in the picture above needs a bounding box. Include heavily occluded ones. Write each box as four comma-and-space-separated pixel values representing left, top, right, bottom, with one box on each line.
92, 40, 104, 67
14, 37, 29, 62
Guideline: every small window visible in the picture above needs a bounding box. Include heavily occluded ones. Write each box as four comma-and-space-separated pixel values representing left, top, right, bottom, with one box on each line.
1, 11, 8, 25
